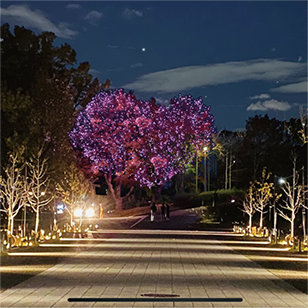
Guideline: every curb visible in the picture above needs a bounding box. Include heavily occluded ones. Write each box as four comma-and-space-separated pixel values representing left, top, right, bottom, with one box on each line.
130, 215, 148, 228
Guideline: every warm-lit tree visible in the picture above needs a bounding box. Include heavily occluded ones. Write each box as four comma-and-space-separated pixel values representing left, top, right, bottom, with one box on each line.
0, 154, 27, 247
27, 148, 52, 241
277, 153, 307, 243
69, 90, 215, 210
240, 184, 257, 234
254, 167, 274, 229
56, 163, 93, 227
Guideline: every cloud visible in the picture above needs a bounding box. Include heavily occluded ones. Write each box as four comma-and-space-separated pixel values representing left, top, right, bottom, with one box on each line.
123, 59, 306, 93
247, 99, 291, 111
107, 45, 119, 48
0, 4, 77, 39
85, 11, 102, 25
249, 94, 271, 100
154, 97, 170, 106
269, 80, 307, 93
122, 8, 143, 20
89, 68, 100, 76
66, 4, 81, 9
130, 63, 144, 68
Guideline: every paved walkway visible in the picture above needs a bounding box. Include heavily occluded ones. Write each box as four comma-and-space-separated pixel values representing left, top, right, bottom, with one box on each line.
0, 228, 307, 307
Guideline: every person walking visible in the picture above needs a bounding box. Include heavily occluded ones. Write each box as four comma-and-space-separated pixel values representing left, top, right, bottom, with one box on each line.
150, 203, 157, 222
161, 204, 166, 221
165, 204, 170, 220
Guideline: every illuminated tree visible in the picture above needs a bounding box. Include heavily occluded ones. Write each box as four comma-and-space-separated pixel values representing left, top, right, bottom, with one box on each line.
254, 167, 274, 229
69, 90, 215, 211
240, 184, 257, 234
277, 153, 307, 243
0, 154, 27, 247
56, 163, 93, 227
27, 148, 52, 240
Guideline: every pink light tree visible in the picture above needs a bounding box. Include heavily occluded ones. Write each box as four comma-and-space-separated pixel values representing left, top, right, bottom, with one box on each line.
69, 89, 215, 211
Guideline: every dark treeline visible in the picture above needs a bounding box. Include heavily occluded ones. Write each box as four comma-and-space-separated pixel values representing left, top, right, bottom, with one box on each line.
1, 23, 110, 187
213, 115, 307, 191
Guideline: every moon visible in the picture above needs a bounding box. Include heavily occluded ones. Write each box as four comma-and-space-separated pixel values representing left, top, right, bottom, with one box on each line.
142, 48, 146, 52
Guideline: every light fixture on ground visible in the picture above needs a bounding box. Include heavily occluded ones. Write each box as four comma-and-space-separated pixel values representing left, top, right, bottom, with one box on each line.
85, 208, 95, 218
74, 208, 83, 217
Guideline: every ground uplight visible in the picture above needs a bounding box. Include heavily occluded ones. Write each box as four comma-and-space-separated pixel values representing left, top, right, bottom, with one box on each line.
74, 208, 83, 217
86, 208, 95, 217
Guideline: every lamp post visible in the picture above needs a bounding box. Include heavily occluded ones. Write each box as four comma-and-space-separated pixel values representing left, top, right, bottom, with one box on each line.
203, 146, 208, 192
195, 153, 198, 194
273, 176, 285, 244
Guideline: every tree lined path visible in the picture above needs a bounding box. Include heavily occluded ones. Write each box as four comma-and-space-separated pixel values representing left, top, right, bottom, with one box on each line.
1, 210, 307, 307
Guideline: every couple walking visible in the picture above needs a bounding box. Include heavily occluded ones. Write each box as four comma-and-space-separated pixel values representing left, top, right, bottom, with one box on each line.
150, 203, 170, 222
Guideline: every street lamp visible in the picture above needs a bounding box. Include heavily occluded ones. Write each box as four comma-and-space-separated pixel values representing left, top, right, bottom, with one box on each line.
196, 152, 198, 194
203, 146, 208, 192
272, 176, 286, 244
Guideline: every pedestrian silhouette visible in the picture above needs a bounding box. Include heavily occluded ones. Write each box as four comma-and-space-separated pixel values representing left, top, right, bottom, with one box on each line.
165, 204, 170, 220
161, 204, 166, 221
150, 203, 157, 222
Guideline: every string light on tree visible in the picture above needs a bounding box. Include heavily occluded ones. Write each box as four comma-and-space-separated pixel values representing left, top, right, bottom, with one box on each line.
68, 89, 215, 211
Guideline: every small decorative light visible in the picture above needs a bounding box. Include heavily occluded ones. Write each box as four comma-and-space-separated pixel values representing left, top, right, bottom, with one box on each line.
85, 208, 95, 217
74, 209, 83, 217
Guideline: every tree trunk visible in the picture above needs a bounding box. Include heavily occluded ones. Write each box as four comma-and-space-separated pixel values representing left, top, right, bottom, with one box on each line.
302, 208, 306, 241
35, 209, 40, 234
8, 214, 14, 235
228, 151, 232, 190
225, 153, 228, 190
114, 197, 123, 212
34, 208, 40, 244
291, 210, 295, 242
175, 173, 183, 194
7, 215, 14, 248
106, 178, 133, 212
259, 210, 263, 228
157, 182, 165, 202
196, 154, 198, 193
70, 214, 74, 228
248, 214, 252, 234
105, 175, 123, 212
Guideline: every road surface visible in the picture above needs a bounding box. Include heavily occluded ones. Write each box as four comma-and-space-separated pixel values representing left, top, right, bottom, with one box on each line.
0, 209, 307, 307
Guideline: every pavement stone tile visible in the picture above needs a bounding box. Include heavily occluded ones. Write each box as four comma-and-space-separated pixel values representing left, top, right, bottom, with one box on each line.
1, 229, 308, 308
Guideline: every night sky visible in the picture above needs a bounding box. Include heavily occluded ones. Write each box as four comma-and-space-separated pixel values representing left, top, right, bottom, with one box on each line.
1, 1, 307, 131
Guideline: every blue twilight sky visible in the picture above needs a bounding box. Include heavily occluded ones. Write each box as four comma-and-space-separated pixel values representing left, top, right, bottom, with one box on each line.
1, 1, 307, 131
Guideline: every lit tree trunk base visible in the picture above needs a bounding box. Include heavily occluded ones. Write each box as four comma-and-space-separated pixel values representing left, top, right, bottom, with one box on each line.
106, 176, 134, 212
259, 211, 263, 229
114, 198, 123, 212
32, 209, 40, 245
6, 216, 14, 249
248, 215, 252, 234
